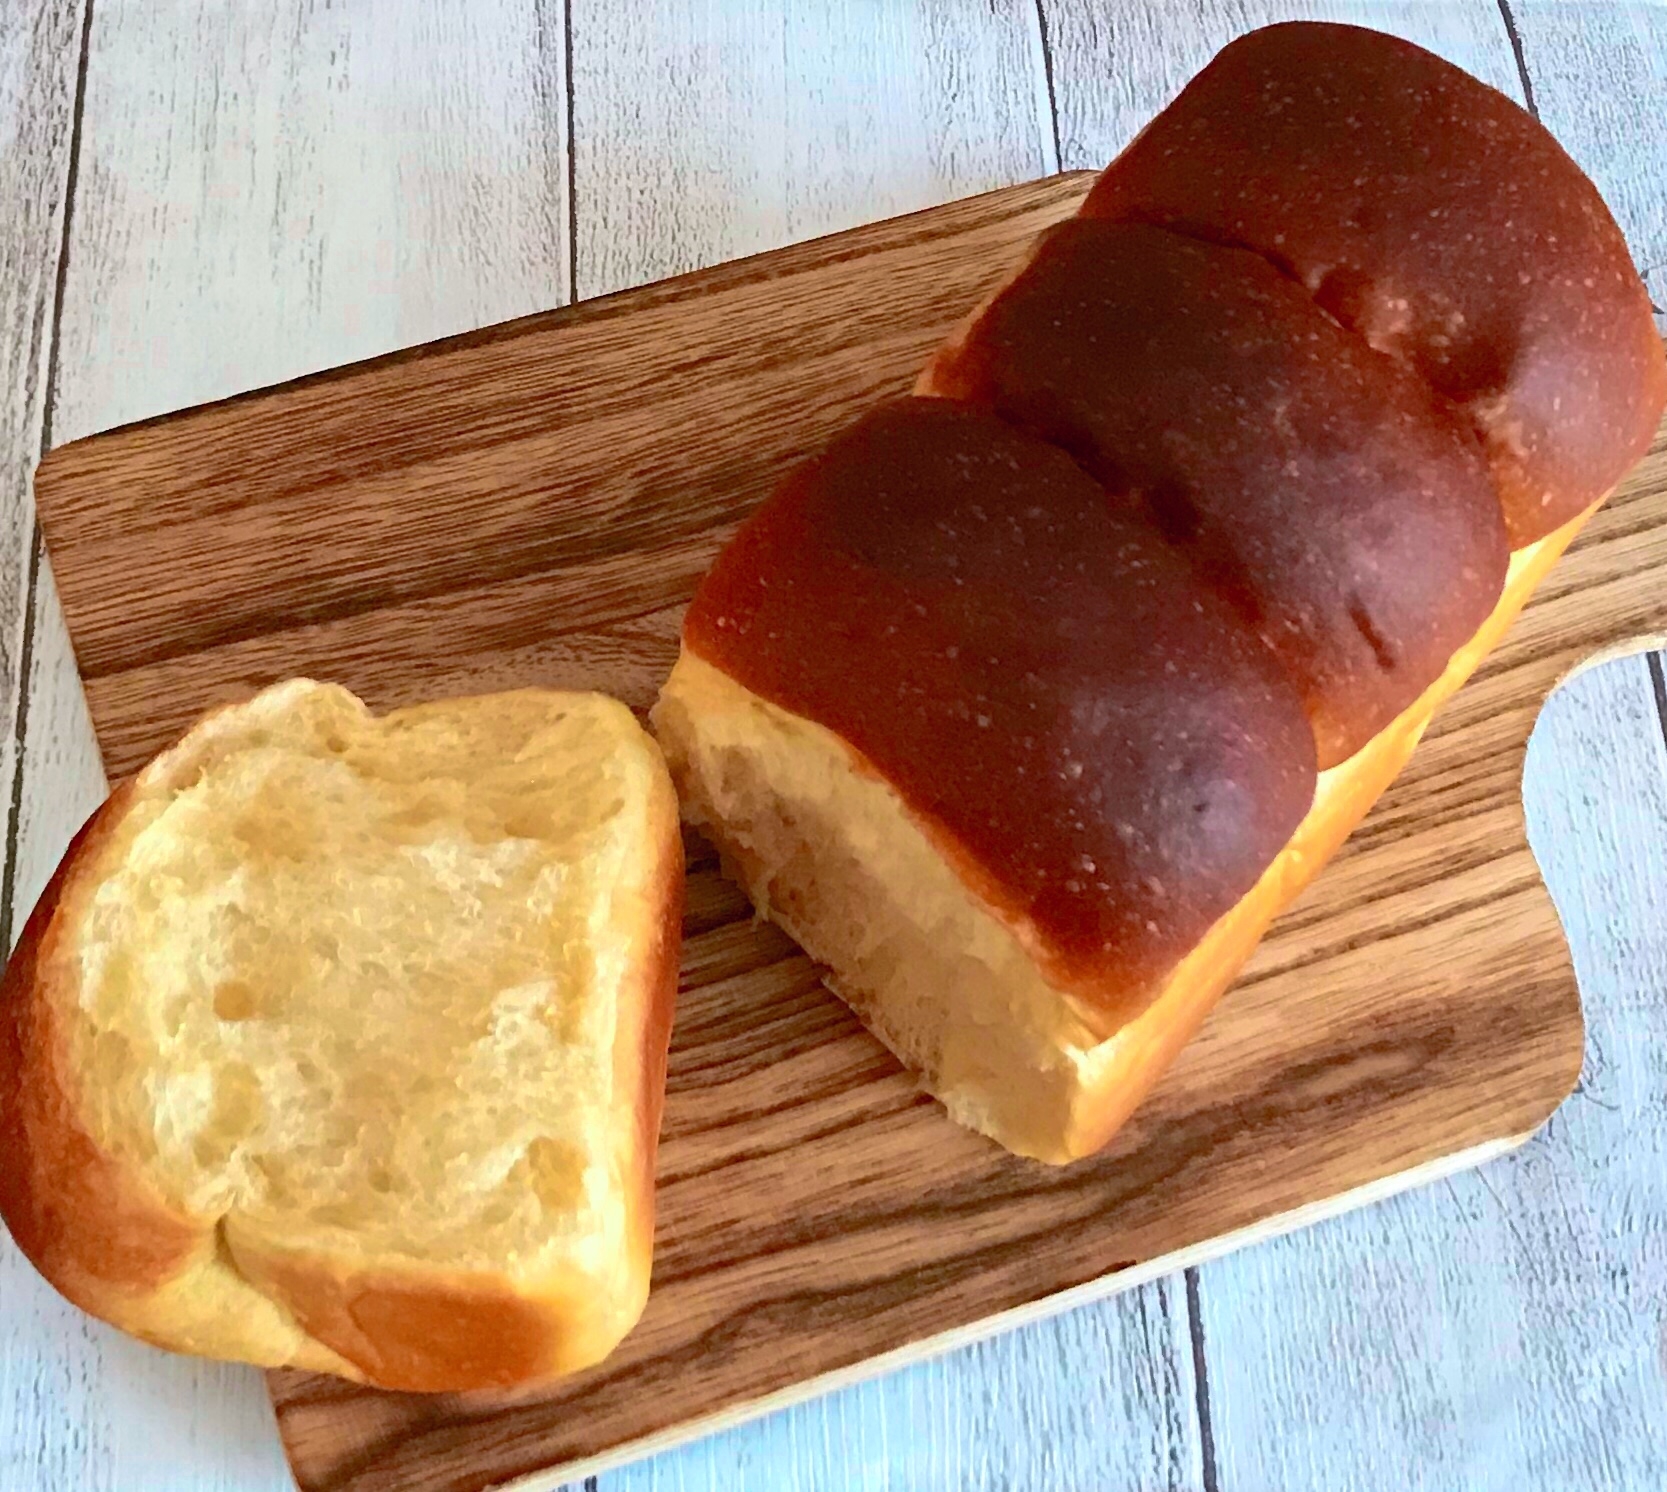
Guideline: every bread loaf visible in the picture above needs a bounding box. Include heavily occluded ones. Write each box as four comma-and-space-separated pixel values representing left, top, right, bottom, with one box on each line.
0, 681, 681, 1388
655, 23, 1665, 1162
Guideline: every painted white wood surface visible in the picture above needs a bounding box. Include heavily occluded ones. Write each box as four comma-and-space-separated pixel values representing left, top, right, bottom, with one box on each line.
1189, 656, 1667, 1492
1041, 0, 1523, 168
570, 0, 1056, 298
0, 0, 84, 948
4, 3, 568, 1491
0, 8, 127, 1492
2, 4, 1665, 1491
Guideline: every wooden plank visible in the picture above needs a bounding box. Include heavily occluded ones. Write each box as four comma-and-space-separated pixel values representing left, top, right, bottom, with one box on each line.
566, 1137, 1519, 1492
569, 9, 1196, 1488
0, 9, 120, 1492
27, 176, 1648, 1489
602, 1295, 1200, 1492
38, 176, 1092, 777
9, 11, 1653, 1492
1509, 3, 1667, 317
51, 0, 570, 431
16, 0, 574, 905
0, 0, 86, 935
8, 554, 102, 957
570, 0, 1053, 298
4, 4, 573, 1492
1041, 1, 1522, 169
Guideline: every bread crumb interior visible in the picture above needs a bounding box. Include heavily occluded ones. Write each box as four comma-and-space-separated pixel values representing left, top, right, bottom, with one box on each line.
70, 684, 651, 1267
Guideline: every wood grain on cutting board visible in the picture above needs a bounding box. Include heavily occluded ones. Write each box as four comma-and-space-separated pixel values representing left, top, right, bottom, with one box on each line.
30, 173, 1667, 1491
34, 175, 1087, 779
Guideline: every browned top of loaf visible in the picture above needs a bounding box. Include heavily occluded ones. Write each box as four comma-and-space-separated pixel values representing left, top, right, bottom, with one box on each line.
925, 219, 1511, 768
1081, 21, 1667, 546
683, 398, 1316, 1009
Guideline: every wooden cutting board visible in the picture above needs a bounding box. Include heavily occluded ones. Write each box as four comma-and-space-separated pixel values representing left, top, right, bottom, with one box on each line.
31, 171, 1667, 1492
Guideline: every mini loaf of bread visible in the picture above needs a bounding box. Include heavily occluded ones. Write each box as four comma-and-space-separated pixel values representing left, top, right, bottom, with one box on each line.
0, 681, 681, 1389
656, 23, 1666, 1162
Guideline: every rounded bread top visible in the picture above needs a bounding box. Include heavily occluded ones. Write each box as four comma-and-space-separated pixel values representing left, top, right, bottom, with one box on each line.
1081, 21, 1666, 545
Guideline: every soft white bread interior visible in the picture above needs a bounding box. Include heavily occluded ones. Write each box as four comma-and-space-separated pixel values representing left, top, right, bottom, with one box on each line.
0, 679, 681, 1390
655, 509, 1588, 1163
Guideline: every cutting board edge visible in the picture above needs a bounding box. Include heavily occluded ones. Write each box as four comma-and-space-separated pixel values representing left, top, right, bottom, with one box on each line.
428, 900, 1589, 1492
472, 1130, 1537, 1492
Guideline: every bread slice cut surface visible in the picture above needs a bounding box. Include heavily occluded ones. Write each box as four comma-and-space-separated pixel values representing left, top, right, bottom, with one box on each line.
0, 679, 681, 1390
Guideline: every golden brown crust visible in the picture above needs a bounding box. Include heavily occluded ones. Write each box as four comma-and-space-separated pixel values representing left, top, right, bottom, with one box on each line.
613, 764, 684, 1328
672, 23, 1657, 1161
630, 790, 684, 1272
668, 501, 1596, 1163
923, 218, 1511, 767
222, 1233, 565, 1392
683, 397, 1317, 1010
1079, 21, 1667, 544
1062, 500, 1595, 1159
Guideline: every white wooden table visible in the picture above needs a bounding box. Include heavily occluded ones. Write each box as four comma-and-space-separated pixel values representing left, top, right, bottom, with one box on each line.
3, 4, 1665, 1489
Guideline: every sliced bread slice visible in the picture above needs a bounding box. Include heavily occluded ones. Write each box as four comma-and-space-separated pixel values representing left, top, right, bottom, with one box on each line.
0, 679, 681, 1391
